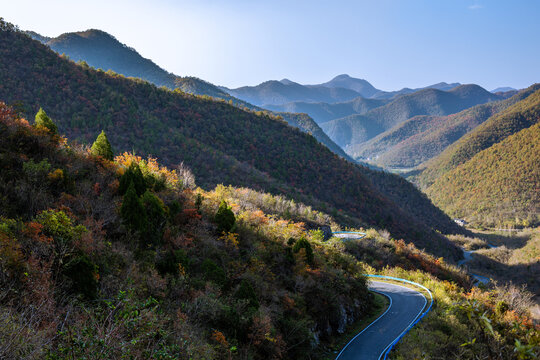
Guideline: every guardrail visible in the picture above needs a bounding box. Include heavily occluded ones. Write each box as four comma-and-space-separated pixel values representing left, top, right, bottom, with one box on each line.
365, 275, 434, 360
332, 231, 367, 239
330, 233, 433, 359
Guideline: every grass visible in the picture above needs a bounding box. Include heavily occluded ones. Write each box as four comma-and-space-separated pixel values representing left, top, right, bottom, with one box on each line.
316, 291, 389, 359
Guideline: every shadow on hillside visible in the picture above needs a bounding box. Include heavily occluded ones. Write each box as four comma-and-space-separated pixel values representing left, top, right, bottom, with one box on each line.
466, 252, 540, 302
472, 231, 531, 249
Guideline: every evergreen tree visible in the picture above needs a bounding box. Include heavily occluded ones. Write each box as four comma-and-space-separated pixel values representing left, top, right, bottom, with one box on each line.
120, 181, 147, 233
235, 279, 259, 309
293, 237, 314, 266
141, 190, 166, 245
90, 130, 114, 160
34, 107, 57, 134
214, 200, 235, 233
118, 163, 147, 196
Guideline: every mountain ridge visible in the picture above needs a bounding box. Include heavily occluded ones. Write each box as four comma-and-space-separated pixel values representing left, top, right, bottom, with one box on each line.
353, 84, 540, 167
322, 84, 504, 149
1, 23, 464, 259
26, 29, 350, 159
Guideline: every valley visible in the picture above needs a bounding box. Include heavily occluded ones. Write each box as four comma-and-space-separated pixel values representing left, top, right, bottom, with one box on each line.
0, 4, 538, 358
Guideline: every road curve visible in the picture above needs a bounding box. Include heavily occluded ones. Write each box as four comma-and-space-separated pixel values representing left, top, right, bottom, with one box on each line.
336, 281, 427, 360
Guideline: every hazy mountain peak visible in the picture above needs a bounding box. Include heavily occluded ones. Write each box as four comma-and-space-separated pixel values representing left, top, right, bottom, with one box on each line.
320, 74, 379, 98
331, 74, 353, 80
491, 86, 517, 93
279, 78, 296, 85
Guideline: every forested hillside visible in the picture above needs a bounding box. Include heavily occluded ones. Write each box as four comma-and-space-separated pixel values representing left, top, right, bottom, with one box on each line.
0, 101, 377, 358
414, 88, 540, 189
411, 89, 540, 227
427, 123, 540, 228
28, 29, 350, 159
0, 22, 463, 258
1, 101, 536, 359
322, 85, 503, 149
354, 84, 540, 167
35, 29, 179, 88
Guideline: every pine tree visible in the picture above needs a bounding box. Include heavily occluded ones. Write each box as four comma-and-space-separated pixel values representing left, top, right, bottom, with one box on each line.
120, 181, 147, 233
214, 200, 235, 233
34, 107, 57, 134
141, 190, 166, 245
90, 130, 114, 160
118, 163, 147, 196
293, 237, 314, 266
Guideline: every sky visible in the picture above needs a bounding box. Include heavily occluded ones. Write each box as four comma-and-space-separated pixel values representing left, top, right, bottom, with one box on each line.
2, 0, 539, 90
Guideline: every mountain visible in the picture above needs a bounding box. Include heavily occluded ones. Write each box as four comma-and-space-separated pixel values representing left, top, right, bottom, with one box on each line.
263, 96, 388, 124
353, 84, 540, 167
314, 74, 380, 98
32, 29, 180, 89
411, 88, 540, 227
3, 100, 527, 360
0, 23, 463, 258
371, 82, 462, 100
0, 100, 378, 359
491, 86, 517, 93
321, 84, 504, 149
427, 122, 540, 228
414, 87, 540, 190
27, 30, 349, 160
223, 79, 362, 106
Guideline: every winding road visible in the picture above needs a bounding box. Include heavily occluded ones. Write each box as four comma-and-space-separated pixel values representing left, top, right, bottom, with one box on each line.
331, 232, 430, 360
336, 281, 427, 360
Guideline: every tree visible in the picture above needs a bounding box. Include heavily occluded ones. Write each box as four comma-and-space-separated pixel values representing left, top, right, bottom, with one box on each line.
293, 237, 314, 266
118, 163, 146, 196
34, 107, 57, 134
63, 254, 99, 299
90, 130, 114, 160
120, 181, 147, 233
214, 200, 235, 233
141, 190, 166, 245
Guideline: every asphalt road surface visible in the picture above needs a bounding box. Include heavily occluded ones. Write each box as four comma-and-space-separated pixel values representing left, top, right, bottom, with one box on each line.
336, 281, 427, 360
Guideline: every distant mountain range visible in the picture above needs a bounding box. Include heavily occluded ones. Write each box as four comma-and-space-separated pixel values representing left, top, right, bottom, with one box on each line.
353, 84, 540, 167
25, 29, 350, 159
321, 84, 505, 149
222, 74, 465, 106
264, 96, 388, 124
221, 78, 362, 107
491, 86, 517, 93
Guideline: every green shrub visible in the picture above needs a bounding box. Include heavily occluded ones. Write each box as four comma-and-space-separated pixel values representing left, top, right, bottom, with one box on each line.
214, 200, 235, 233
36, 209, 86, 245
168, 200, 182, 220
235, 279, 259, 310
63, 254, 98, 299
156, 249, 189, 276
201, 259, 227, 287
495, 300, 509, 315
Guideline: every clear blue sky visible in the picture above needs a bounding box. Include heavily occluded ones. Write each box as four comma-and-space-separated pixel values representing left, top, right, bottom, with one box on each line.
3, 0, 539, 90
